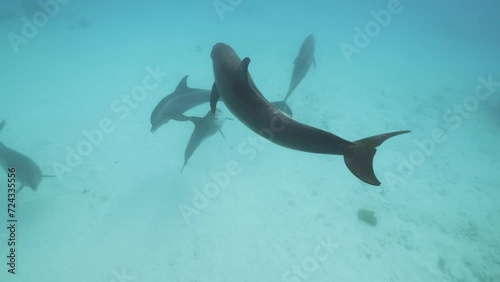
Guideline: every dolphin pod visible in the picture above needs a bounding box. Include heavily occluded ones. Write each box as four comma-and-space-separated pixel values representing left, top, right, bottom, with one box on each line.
209, 43, 410, 186
0, 120, 54, 193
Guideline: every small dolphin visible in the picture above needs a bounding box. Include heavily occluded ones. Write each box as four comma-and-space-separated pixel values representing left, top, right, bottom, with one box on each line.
150, 75, 211, 132
271, 34, 316, 117
209, 43, 410, 186
286, 34, 316, 101
0, 121, 54, 193
179, 109, 227, 172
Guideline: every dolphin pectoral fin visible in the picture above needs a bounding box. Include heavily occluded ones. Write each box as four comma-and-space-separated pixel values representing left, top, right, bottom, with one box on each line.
343, 145, 380, 186
210, 83, 220, 114
180, 163, 186, 173
216, 126, 227, 140
354, 130, 411, 148
0, 120, 5, 131
270, 101, 293, 117
238, 57, 251, 87
343, 130, 410, 186
16, 184, 25, 195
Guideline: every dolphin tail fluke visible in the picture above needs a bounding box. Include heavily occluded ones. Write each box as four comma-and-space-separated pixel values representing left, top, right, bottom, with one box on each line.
343, 145, 379, 185
342, 130, 410, 186
270, 101, 293, 117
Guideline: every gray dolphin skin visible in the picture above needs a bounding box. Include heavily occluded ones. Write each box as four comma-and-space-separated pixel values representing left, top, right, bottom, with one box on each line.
179, 109, 226, 172
0, 121, 53, 193
209, 43, 410, 186
271, 34, 316, 117
285, 34, 316, 102
150, 75, 211, 132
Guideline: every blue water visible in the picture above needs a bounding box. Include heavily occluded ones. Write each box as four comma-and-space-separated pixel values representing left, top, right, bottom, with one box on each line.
0, 0, 499, 281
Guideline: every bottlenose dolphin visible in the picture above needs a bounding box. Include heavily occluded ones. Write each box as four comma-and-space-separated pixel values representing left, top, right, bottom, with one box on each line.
150, 75, 211, 132
209, 43, 410, 186
178, 109, 227, 172
0, 121, 54, 193
271, 34, 316, 117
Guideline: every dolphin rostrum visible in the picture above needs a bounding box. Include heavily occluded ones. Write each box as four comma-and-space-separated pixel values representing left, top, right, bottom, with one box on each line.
178, 109, 227, 172
0, 121, 54, 193
209, 43, 410, 186
271, 34, 316, 117
150, 75, 211, 132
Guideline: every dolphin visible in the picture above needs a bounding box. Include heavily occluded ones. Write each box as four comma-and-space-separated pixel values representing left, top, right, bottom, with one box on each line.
0, 121, 54, 193
150, 75, 211, 132
271, 34, 316, 117
178, 109, 227, 172
209, 43, 410, 186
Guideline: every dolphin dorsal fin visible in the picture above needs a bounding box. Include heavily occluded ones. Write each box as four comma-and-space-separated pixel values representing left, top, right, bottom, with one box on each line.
175, 75, 190, 92
238, 58, 251, 87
